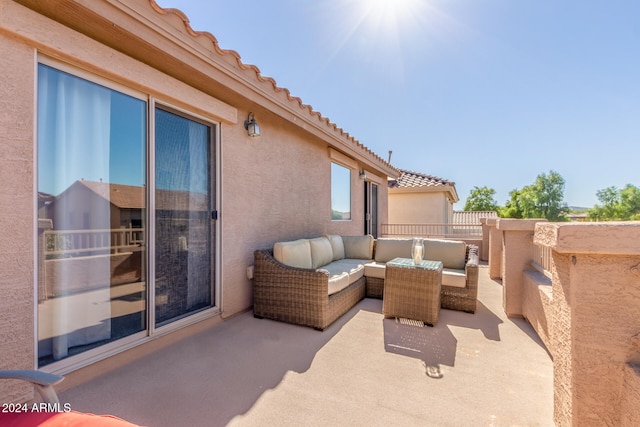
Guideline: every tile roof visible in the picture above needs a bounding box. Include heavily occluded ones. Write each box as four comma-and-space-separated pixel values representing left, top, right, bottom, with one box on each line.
78, 180, 145, 209
389, 169, 454, 189
59, 180, 208, 211
148, 0, 398, 177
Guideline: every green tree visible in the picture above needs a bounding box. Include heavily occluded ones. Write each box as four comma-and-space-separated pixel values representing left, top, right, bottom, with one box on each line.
499, 170, 568, 221
589, 186, 620, 220
530, 170, 567, 220
588, 184, 640, 221
499, 189, 524, 218
620, 184, 640, 219
463, 186, 499, 211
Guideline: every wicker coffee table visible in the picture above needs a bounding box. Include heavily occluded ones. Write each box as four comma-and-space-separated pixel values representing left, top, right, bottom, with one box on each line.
383, 257, 443, 326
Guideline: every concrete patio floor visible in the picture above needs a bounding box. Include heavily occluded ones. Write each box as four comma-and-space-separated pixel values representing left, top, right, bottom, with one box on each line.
59, 265, 554, 426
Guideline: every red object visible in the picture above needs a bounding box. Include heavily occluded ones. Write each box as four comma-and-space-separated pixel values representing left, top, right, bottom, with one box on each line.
0, 410, 140, 427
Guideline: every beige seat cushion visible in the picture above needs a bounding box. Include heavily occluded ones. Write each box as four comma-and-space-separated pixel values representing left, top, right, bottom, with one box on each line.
309, 237, 334, 268
443, 268, 467, 288
327, 272, 350, 295
320, 259, 366, 295
322, 259, 366, 282
374, 238, 413, 263
365, 263, 466, 287
273, 239, 312, 269
342, 235, 374, 260
363, 261, 386, 279
424, 239, 467, 270
324, 235, 345, 260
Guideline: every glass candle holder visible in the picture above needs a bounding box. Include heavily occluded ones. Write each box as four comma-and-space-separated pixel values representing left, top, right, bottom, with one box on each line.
412, 238, 424, 265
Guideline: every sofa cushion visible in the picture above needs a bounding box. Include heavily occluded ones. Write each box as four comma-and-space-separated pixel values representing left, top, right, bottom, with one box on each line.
325, 234, 345, 260
364, 261, 386, 279
374, 238, 413, 263
443, 268, 467, 288
273, 239, 312, 269
320, 259, 367, 295
322, 259, 366, 282
342, 235, 374, 260
327, 272, 350, 295
424, 239, 466, 270
309, 237, 334, 268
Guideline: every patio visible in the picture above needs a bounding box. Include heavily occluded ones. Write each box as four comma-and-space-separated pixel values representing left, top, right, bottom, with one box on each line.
58, 264, 553, 427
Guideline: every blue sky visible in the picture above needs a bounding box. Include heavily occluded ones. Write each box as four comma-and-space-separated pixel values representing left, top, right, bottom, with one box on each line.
156, 0, 640, 208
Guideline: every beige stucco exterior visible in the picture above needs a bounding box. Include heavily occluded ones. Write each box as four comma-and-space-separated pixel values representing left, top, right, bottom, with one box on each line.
534, 222, 640, 426
486, 218, 502, 279
388, 190, 454, 224
497, 218, 547, 317
487, 220, 640, 426
0, 0, 397, 401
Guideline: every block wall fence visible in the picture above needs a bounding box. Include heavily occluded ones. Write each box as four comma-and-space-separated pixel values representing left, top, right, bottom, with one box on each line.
483, 218, 640, 427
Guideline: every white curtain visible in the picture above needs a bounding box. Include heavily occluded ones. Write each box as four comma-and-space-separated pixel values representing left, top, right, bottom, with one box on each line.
38, 65, 111, 197
37, 65, 112, 360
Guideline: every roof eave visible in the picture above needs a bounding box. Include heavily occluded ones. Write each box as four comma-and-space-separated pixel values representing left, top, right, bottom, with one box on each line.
13, 0, 397, 177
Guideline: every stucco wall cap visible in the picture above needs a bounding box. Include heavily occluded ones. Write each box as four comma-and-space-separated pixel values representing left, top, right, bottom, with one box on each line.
486, 218, 498, 226
496, 218, 547, 231
534, 221, 640, 255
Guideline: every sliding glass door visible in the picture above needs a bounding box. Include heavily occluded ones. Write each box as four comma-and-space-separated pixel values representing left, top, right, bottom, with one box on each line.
154, 108, 215, 326
36, 62, 217, 368
364, 182, 379, 238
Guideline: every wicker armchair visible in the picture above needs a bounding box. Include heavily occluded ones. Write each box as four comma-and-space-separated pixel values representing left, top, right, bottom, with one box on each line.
440, 244, 479, 313
253, 250, 366, 330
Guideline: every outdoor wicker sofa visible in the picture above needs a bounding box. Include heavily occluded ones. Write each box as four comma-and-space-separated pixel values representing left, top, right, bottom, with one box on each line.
253, 235, 373, 330
366, 238, 480, 313
253, 235, 479, 330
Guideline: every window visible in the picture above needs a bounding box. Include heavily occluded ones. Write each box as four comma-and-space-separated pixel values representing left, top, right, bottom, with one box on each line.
331, 162, 351, 220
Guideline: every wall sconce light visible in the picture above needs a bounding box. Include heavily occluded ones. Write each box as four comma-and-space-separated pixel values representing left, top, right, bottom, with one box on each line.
359, 170, 367, 180
244, 112, 260, 137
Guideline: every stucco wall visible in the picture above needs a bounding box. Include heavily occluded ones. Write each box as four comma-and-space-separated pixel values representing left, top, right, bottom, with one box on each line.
0, 31, 36, 400
220, 111, 372, 314
522, 270, 552, 356
621, 362, 640, 427
566, 253, 640, 426
550, 252, 574, 426
534, 222, 640, 426
487, 218, 502, 279
388, 192, 447, 224
497, 219, 546, 317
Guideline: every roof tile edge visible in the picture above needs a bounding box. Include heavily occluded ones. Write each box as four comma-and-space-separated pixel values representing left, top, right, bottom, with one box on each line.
147, 0, 397, 175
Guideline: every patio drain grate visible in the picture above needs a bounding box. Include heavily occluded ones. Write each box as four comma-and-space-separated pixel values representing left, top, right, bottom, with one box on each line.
396, 317, 427, 327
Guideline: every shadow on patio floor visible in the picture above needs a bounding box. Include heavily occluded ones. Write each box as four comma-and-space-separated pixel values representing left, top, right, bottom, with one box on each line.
60, 266, 553, 427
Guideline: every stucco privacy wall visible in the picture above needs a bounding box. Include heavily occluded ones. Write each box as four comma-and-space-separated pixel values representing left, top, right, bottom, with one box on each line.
522, 269, 552, 355
486, 218, 502, 279
0, 23, 36, 402
534, 222, 640, 426
0, 0, 395, 399
497, 219, 547, 317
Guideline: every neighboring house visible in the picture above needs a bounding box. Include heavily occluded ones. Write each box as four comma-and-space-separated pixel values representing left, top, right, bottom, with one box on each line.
51, 180, 145, 230
388, 169, 459, 225
566, 212, 589, 222
0, 0, 398, 401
